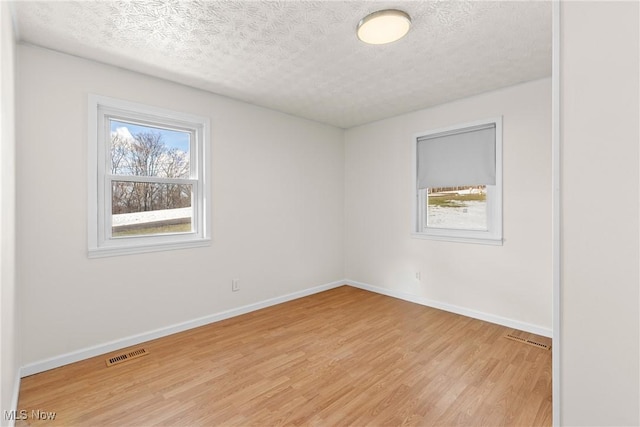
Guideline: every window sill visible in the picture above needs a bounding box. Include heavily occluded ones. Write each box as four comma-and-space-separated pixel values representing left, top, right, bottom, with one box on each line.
88, 238, 211, 258
411, 232, 503, 246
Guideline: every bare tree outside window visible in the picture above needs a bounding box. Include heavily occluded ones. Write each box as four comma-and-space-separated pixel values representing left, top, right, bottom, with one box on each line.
109, 122, 193, 237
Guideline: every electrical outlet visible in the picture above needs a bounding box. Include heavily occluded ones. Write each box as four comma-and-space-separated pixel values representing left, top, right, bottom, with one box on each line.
416, 272, 421, 281
232, 279, 240, 292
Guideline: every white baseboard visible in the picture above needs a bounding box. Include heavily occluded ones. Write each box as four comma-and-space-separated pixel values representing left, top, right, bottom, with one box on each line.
345, 279, 552, 338
20, 280, 345, 377
20, 278, 550, 377
7, 369, 21, 427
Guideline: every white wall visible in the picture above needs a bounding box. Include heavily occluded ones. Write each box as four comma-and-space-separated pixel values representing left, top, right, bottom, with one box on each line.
345, 78, 552, 333
16, 45, 345, 366
0, 2, 18, 424
560, 2, 639, 425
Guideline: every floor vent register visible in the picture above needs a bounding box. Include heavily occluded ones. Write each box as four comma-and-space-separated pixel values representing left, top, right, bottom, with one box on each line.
106, 348, 149, 367
504, 333, 551, 350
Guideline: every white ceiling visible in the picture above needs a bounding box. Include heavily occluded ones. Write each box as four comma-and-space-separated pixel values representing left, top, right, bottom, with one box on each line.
11, 1, 552, 129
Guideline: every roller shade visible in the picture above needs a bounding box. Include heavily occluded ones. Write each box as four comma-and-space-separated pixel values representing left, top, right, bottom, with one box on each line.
416, 123, 496, 189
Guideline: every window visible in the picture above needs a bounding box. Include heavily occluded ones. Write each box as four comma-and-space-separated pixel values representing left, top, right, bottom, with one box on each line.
412, 117, 503, 244
88, 95, 210, 257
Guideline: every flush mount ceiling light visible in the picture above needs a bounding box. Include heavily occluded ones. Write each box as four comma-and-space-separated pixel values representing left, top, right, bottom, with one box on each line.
357, 9, 411, 45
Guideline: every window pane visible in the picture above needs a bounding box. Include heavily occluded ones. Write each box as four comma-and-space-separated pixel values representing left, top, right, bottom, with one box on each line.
110, 119, 190, 178
111, 181, 193, 237
426, 186, 487, 231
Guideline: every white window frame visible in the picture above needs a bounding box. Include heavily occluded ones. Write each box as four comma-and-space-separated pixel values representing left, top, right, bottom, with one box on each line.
411, 117, 503, 245
88, 94, 211, 257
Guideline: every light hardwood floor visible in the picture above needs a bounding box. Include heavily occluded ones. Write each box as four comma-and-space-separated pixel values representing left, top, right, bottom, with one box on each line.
16, 286, 552, 426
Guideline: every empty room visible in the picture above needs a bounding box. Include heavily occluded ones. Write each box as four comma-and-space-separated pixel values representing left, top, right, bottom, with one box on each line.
1, 1, 639, 426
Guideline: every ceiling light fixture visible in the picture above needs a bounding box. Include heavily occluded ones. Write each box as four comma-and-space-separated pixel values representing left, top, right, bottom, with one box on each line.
357, 9, 411, 45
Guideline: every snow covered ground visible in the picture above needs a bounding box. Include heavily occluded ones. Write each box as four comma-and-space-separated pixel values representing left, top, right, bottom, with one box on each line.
427, 200, 487, 230
112, 207, 192, 227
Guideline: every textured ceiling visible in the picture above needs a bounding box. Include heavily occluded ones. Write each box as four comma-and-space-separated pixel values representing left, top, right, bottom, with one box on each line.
11, 1, 552, 129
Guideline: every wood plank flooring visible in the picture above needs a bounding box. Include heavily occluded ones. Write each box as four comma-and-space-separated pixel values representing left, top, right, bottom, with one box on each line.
16, 286, 552, 426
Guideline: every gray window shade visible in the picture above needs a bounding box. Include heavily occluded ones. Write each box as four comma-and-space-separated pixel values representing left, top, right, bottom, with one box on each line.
416, 123, 496, 189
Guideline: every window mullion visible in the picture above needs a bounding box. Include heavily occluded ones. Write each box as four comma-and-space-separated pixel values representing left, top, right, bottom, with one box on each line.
107, 174, 196, 185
